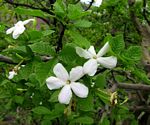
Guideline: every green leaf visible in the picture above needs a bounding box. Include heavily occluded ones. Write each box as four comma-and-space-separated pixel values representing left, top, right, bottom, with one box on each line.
16, 63, 33, 81
35, 59, 57, 86
96, 89, 110, 104
69, 116, 94, 125
67, 30, 90, 48
122, 46, 142, 61
109, 34, 125, 54
95, 73, 107, 89
59, 44, 78, 64
78, 95, 94, 111
48, 90, 59, 103
100, 117, 110, 125
41, 119, 52, 125
42, 30, 55, 37
54, 0, 65, 17
15, 7, 47, 18
67, 4, 88, 20
28, 30, 43, 40
32, 106, 51, 115
29, 42, 55, 56
74, 20, 92, 28
13, 96, 24, 104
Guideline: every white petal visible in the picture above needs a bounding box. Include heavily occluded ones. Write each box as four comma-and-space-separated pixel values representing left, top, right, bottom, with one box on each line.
97, 56, 117, 69
46, 76, 65, 90
53, 63, 69, 81
83, 59, 98, 76
69, 66, 84, 82
6, 27, 15, 34
23, 19, 35, 25
97, 42, 110, 57
80, 0, 92, 4
76, 47, 92, 59
92, 0, 102, 7
8, 71, 17, 79
12, 25, 25, 39
58, 85, 72, 104
70, 82, 88, 98
88, 46, 96, 56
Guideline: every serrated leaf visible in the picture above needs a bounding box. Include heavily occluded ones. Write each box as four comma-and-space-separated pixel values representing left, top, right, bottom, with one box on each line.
78, 95, 94, 111
59, 44, 78, 64
67, 30, 90, 48
29, 42, 55, 56
67, 4, 88, 20
74, 20, 92, 28
122, 46, 142, 61
32, 106, 51, 115
95, 73, 106, 89
19, 7, 47, 17
15, 7, 48, 18
54, 1, 65, 17
42, 30, 55, 37
16, 63, 33, 81
48, 90, 59, 103
35, 59, 57, 86
109, 34, 125, 54
28, 30, 42, 40
14, 96, 24, 104
69, 116, 94, 125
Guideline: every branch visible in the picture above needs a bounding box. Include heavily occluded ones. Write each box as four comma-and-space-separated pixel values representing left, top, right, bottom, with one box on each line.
143, 0, 150, 25
117, 83, 150, 91
0, 55, 52, 64
130, 105, 150, 113
0, 55, 16, 64
56, 23, 66, 52
4, 0, 52, 15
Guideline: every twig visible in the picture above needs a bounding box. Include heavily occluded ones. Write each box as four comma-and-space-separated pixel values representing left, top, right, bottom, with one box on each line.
4, 0, 52, 15
130, 105, 150, 113
56, 23, 66, 52
0, 55, 52, 64
117, 83, 150, 91
0, 55, 16, 64
143, 0, 150, 26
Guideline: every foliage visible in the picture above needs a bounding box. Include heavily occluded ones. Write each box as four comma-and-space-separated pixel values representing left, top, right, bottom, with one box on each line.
0, 0, 150, 125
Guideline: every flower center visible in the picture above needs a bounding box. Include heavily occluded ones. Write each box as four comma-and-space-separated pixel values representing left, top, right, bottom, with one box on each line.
66, 80, 71, 84
93, 55, 97, 59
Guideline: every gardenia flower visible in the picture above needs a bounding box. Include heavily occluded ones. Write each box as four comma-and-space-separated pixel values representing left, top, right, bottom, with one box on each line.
76, 42, 117, 76
6, 19, 35, 39
8, 70, 17, 79
46, 63, 89, 104
80, 0, 102, 7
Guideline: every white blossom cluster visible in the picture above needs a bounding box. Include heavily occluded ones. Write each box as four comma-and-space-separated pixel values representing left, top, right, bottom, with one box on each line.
46, 42, 117, 104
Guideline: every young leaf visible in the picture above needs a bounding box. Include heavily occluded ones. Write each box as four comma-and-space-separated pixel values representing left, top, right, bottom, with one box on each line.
15, 7, 48, 18
29, 42, 55, 56
78, 95, 94, 111
35, 59, 57, 86
32, 106, 51, 115
67, 30, 90, 48
74, 19, 92, 28
95, 73, 107, 89
69, 116, 94, 125
109, 34, 125, 54
122, 46, 142, 61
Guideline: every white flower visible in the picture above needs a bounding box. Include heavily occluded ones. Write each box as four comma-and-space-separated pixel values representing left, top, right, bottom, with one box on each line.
8, 70, 17, 79
6, 19, 35, 39
76, 42, 117, 76
46, 63, 89, 104
80, 0, 102, 7
8, 65, 25, 79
